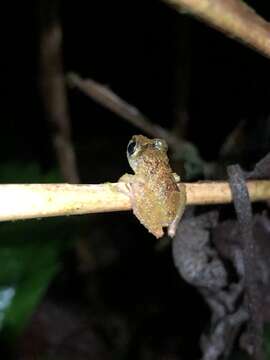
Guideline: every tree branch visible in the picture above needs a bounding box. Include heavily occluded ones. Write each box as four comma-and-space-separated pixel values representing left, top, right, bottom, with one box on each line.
67, 73, 182, 149
67, 73, 204, 178
0, 181, 269, 221
163, 0, 270, 59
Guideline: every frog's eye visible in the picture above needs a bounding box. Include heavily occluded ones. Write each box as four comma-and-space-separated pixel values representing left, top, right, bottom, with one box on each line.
127, 140, 137, 156
153, 139, 168, 152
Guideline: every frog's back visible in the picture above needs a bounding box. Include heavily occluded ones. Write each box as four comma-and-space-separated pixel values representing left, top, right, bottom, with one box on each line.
131, 166, 181, 237
127, 136, 184, 237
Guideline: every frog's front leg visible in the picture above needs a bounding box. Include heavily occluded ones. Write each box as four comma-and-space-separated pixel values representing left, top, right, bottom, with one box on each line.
118, 173, 134, 195
118, 173, 145, 209
168, 183, 186, 238
118, 173, 144, 194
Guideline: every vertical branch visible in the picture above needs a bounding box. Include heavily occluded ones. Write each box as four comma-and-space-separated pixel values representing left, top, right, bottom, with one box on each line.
164, 0, 270, 59
38, 0, 80, 183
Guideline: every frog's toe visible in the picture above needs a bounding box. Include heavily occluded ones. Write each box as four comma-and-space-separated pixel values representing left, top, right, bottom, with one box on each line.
172, 173, 181, 182
150, 227, 164, 239
168, 222, 178, 238
117, 181, 132, 195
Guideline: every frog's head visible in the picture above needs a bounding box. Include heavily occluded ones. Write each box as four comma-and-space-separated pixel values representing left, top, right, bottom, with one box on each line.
127, 135, 168, 171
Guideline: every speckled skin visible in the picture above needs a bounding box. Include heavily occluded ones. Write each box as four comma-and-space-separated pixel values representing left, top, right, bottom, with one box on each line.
119, 135, 186, 238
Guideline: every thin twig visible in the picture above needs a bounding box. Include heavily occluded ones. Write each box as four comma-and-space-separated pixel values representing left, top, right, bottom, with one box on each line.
66, 72, 206, 182
67, 73, 194, 154
0, 181, 269, 221
67, 73, 204, 177
163, 0, 270, 59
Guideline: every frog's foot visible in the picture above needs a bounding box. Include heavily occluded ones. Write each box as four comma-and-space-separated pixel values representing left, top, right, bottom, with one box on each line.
168, 210, 185, 238
147, 225, 164, 239
118, 174, 134, 196
118, 173, 145, 195
168, 219, 178, 238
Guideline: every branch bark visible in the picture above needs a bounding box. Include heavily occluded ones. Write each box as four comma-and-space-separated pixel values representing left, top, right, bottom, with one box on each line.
0, 181, 269, 221
163, 0, 270, 59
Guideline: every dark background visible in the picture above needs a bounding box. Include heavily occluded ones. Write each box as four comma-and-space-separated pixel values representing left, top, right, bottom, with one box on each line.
0, 1, 270, 359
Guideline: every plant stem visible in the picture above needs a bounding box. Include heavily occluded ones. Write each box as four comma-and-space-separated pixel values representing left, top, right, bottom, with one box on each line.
0, 181, 269, 221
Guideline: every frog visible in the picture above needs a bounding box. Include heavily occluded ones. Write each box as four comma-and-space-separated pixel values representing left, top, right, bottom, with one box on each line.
118, 135, 186, 238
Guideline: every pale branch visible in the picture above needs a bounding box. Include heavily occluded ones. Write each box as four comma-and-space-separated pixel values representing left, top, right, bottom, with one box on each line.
0, 181, 269, 222
163, 0, 270, 59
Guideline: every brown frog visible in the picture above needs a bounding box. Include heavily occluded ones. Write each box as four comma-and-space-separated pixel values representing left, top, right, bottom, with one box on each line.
119, 135, 186, 238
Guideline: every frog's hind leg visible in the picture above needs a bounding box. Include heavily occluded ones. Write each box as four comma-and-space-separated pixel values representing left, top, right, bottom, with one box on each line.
168, 207, 185, 238
168, 184, 186, 238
